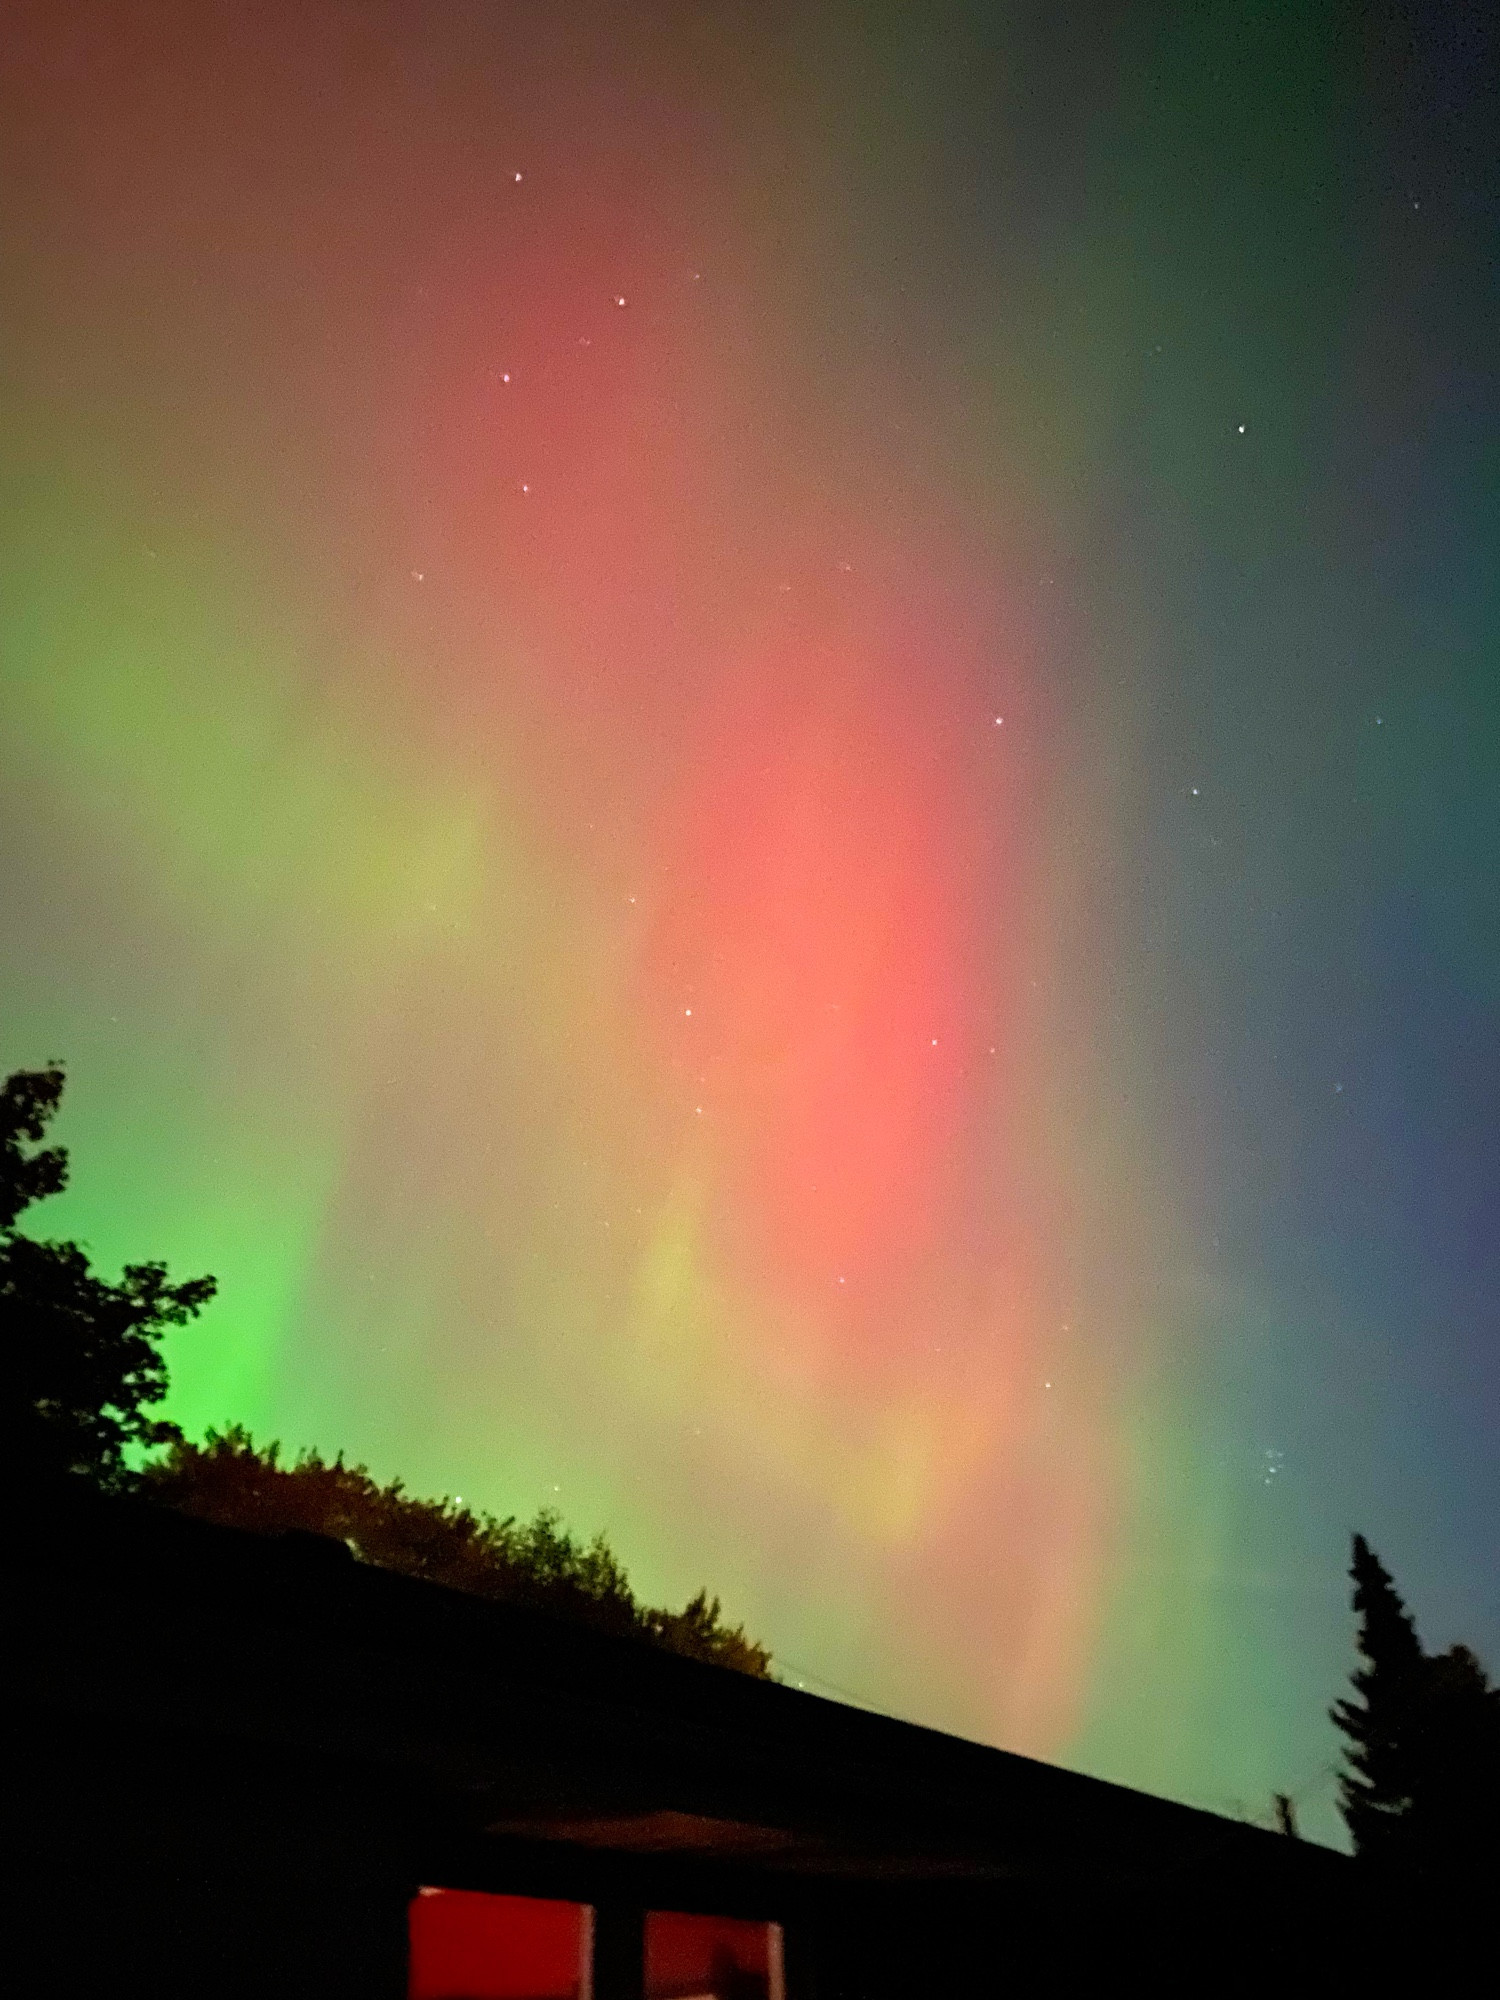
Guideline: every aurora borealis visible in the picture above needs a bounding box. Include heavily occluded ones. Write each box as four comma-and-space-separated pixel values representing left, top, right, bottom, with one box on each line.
3, 1, 1496, 1843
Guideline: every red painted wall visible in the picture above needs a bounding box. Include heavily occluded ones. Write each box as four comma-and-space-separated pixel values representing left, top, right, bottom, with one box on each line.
408, 1888, 589, 2000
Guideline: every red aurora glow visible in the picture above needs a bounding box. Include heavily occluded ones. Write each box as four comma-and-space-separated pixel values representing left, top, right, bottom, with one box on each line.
644, 652, 978, 1306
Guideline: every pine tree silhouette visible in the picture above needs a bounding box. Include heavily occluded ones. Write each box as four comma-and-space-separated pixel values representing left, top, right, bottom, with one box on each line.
1331, 1535, 1427, 1862
1332, 1533, 1500, 1883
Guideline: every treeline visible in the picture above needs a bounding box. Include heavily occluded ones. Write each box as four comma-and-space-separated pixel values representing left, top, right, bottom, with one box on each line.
143, 1425, 771, 1674
4, 1063, 770, 1676
7, 1059, 1497, 1849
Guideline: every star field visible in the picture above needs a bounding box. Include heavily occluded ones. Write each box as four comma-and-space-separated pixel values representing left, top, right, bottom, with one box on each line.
2, 0, 1497, 1848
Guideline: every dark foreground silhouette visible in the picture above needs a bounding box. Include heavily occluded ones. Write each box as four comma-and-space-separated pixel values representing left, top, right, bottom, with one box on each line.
143, 1425, 772, 1674
19, 1477, 1364, 1999
1331, 1532, 1499, 1884
2, 1061, 768, 1674
7, 1055, 1497, 1984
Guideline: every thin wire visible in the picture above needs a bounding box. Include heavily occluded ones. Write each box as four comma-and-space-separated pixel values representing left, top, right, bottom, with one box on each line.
774, 1657, 892, 1715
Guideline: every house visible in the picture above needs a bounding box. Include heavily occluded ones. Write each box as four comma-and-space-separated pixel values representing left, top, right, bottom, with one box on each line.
18, 1484, 1355, 1996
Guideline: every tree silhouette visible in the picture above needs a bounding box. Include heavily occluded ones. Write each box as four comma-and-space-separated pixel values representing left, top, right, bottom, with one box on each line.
1332, 1533, 1500, 1881
0, 1065, 70, 1226
143, 1425, 775, 1677
4, 1061, 773, 1674
1331, 1535, 1428, 1860
1, 1065, 216, 1487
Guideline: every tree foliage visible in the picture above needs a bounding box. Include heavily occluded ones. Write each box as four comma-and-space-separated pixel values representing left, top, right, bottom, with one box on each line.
4, 1062, 772, 1674
2, 1065, 216, 1487
0, 1064, 70, 1227
142, 1425, 775, 1678
1332, 1534, 1500, 1879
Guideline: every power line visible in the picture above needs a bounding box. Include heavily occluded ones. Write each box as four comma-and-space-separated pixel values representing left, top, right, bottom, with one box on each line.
774, 1657, 891, 1715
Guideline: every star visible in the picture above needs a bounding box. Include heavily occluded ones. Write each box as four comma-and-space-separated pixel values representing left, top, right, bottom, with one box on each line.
514, 172, 523, 183
502, 372, 510, 383
613, 295, 627, 307
1237, 423, 1246, 434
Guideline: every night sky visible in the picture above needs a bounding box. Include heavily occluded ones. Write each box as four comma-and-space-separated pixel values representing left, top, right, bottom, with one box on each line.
4, 2, 1496, 1842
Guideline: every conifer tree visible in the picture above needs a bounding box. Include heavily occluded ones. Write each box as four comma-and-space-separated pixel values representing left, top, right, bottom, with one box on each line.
1332, 1534, 1500, 1880
1331, 1535, 1427, 1861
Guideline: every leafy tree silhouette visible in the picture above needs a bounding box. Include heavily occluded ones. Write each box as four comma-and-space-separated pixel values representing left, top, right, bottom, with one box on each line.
2, 1065, 216, 1487
1332, 1533, 1499, 1881
143, 1425, 774, 1675
4, 1061, 773, 1675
